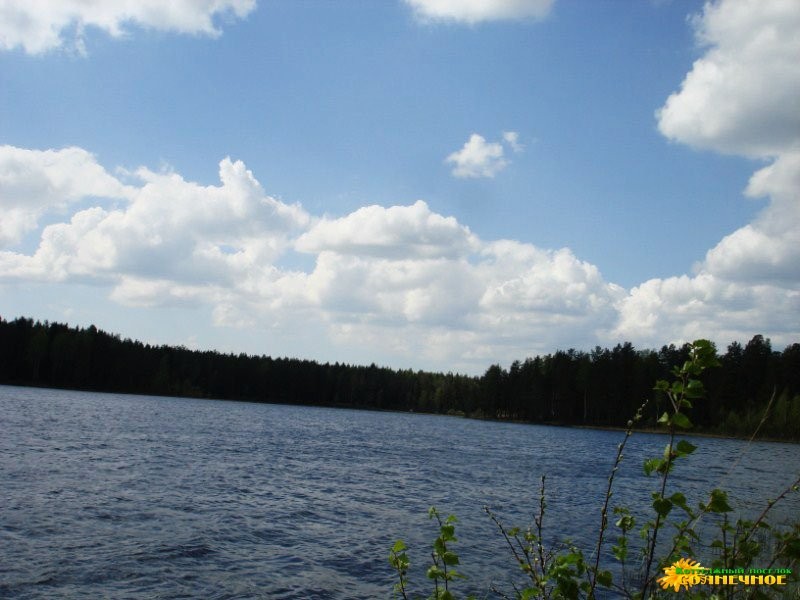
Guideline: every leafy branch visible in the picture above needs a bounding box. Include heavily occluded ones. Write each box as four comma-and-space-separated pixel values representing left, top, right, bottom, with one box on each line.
390, 340, 800, 599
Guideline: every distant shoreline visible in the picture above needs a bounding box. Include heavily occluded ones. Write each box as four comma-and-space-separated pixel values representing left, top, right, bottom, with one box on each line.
2, 317, 798, 442
2, 381, 796, 445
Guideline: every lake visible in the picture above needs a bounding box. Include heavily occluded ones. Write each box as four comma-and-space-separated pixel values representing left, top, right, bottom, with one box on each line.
1, 385, 798, 598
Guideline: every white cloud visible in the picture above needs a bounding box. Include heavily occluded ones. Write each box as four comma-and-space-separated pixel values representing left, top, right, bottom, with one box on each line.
502, 131, 524, 153
405, 0, 554, 24
0, 152, 309, 303
475, 241, 625, 355
479, 241, 623, 317
0, 145, 134, 247
109, 277, 210, 308
614, 0, 800, 351
0, 145, 627, 371
0, 0, 256, 55
612, 274, 800, 351
446, 133, 511, 178
3, 108, 797, 374
297, 203, 486, 326
445, 131, 524, 178
703, 153, 800, 283
295, 200, 479, 259
656, 0, 800, 158
294, 207, 623, 359
305, 252, 483, 326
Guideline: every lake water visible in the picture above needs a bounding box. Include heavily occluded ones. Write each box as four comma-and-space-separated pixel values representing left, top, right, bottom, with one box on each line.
1, 385, 798, 599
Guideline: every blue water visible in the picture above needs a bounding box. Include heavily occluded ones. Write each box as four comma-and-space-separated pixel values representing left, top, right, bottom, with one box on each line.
1, 385, 798, 598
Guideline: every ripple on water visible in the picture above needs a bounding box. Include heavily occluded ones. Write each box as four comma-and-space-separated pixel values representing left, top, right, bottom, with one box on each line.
1, 385, 798, 599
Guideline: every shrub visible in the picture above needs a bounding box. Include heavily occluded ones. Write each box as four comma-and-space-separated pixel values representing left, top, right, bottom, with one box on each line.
389, 340, 800, 599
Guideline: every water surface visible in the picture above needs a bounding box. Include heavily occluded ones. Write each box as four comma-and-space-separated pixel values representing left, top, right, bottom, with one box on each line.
1, 385, 798, 598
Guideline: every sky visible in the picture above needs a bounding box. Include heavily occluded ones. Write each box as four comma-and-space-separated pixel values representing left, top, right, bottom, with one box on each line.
0, 0, 798, 375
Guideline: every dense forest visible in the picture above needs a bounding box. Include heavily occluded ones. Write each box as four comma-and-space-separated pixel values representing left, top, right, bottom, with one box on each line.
1, 316, 799, 440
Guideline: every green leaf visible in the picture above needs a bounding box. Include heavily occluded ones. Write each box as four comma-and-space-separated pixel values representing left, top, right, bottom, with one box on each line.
434, 537, 446, 555
657, 411, 670, 424
643, 458, 661, 476
389, 551, 410, 570
675, 440, 697, 456
653, 496, 673, 518
615, 513, 634, 530
672, 412, 692, 429
442, 551, 460, 566
707, 489, 733, 513
685, 379, 705, 398
612, 543, 627, 561
692, 339, 720, 368
669, 492, 688, 509
668, 493, 694, 518
392, 540, 407, 553
597, 570, 613, 587
427, 565, 445, 580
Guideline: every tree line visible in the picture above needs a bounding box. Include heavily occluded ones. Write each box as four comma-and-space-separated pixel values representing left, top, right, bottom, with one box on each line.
1, 316, 798, 440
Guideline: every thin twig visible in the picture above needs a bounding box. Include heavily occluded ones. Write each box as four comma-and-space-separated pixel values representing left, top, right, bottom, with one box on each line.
588, 404, 644, 597
485, 506, 541, 588
535, 475, 547, 575
432, 550, 440, 597
640, 425, 676, 598
431, 510, 451, 593
732, 473, 800, 565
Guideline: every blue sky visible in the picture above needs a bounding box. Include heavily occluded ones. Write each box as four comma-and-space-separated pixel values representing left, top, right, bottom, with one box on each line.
1, 0, 798, 374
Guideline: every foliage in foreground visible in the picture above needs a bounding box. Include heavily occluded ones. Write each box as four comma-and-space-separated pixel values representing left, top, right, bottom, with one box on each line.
389, 340, 800, 599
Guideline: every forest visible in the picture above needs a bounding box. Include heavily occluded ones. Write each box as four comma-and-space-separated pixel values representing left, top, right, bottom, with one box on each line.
1, 316, 798, 440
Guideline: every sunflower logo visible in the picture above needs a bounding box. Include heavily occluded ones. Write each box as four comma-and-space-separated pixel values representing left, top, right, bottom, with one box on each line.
658, 558, 707, 592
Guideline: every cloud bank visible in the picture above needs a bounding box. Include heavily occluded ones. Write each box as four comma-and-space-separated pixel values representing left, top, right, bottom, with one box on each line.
614, 0, 800, 350
1, 0, 797, 371
0, 145, 624, 370
0, 0, 256, 54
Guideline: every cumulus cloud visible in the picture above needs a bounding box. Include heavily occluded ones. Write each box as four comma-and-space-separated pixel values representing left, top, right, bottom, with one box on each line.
0, 151, 309, 305
297, 202, 487, 327
0, 0, 256, 55
614, 0, 800, 350
656, 0, 800, 158
293, 205, 622, 358
703, 152, 800, 283
304, 252, 483, 327
405, 0, 554, 24
295, 200, 479, 259
293, 243, 623, 368
612, 274, 800, 351
446, 132, 523, 178
1, 144, 628, 370
0, 145, 134, 247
